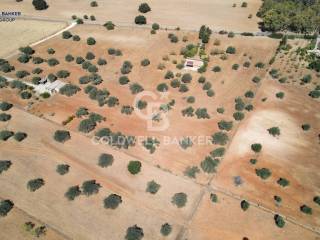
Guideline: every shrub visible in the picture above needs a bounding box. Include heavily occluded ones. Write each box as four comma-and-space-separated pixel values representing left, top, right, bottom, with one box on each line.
130, 83, 144, 94
0, 130, 14, 141
165, 70, 174, 79
104, 21, 115, 30
210, 193, 218, 203
0, 160, 12, 174
160, 223, 172, 236
243, 61, 250, 68
18, 54, 31, 63
152, 23, 160, 30
251, 143, 262, 153
90, 1, 98, 7
72, 35, 80, 41
255, 62, 265, 68
146, 180, 161, 194
141, 59, 150, 66
301, 124, 310, 131
104, 194, 122, 209
241, 2, 248, 7
171, 192, 187, 208
217, 107, 224, 114
255, 168, 271, 179
195, 108, 210, 119
27, 178, 45, 192
86, 52, 95, 60
218, 120, 233, 131
79, 119, 96, 133
135, 15, 147, 25
0, 101, 12, 111
313, 196, 320, 205
65, 185, 81, 200
276, 92, 284, 99
0, 76, 8, 88
170, 79, 180, 88
32, 0, 48, 10
125, 225, 144, 240
59, 84, 80, 96
300, 205, 312, 215
244, 90, 254, 98
76, 57, 85, 64
19, 46, 35, 55
56, 70, 70, 78
65, 54, 74, 62
232, 64, 239, 70
212, 132, 229, 145
226, 46, 236, 54
0, 113, 11, 122
0, 200, 14, 217
13, 132, 27, 142
56, 164, 70, 175
157, 83, 168, 92
97, 58, 107, 66
16, 70, 30, 79
267, 127, 280, 137
87, 37, 96, 45
274, 214, 285, 228
136, 100, 147, 110
127, 161, 141, 175
169, 34, 178, 43
252, 76, 261, 83
119, 76, 130, 85
98, 153, 114, 168
233, 112, 244, 121
121, 61, 133, 74
210, 147, 225, 158
81, 180, 101, 196
32, 67, 43, 74
53, 130, 71, 143
241, 200, 250, 211
62, 31, 72, 39
184, 166, 200, 178
139, 3, 151, 13
88, 65, 98, 73
20, 91, 32, 99
179, 84, 189, 93
277, 178, 289, 187
121, 106, 134, 115
274, 195, 282, 203
212, 66, 221, 72
201, 156, 219, 173
32, 76, 41, 85
181, 73, 192, 83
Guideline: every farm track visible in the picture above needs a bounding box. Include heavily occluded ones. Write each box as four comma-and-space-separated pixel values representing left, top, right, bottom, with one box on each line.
2, 16, 320, 239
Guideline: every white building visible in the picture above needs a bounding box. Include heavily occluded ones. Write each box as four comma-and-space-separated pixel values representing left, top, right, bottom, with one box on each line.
183, 58, 204, 71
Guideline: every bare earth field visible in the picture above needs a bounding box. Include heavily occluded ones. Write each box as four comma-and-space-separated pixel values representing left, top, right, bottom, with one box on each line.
1, 0, 262, 32
5, 25, 278, 184
0, 18, 320, 240
0, 19, 66, 58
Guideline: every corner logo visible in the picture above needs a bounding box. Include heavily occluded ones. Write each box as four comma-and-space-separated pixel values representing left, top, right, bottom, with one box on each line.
133, 91, 170, 132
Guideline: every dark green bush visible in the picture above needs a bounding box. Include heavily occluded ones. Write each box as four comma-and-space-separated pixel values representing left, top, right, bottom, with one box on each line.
146, 180, 161, 194
0, 200, 14, 217
72, 35, 80, 41
87, 37, 96, 45
157, 83, 168, 92
218, 120, 233, 131
104, 194, 122, 209
181, 73, 192, 83
13, 132, 27, 142
301, 124, 310, 131
121, 61, 133, 74
19, 46, 34, 55
97, 58, 107, 66
125, 225, 144, 240
59, 84, 80, 96
135, 15, 147, 25
20, 91, 32, 99
152, 23, 160, 30
277, 178, 289, 187
32, 0, 48, 10
104, 21, 115, 30
16, 70, 30, 79
226, 46, 236, 54
300, 205, 312, 215
255, 168, 271, 179
139, 3, 151, 13
62, 31, 72, 39
47, 48, 55, 54
78, 119, 96, 133
18, 54, 31, 63
0, 160, 12, 174
268, 127, 280, 136
65, 185, 81, 200
98, 153, 114, 168
200, 156, 219, 173
56, 164, 70, 175
0, 130, 14, 141
27, 178, 45, 192
171, 192, 187, 208
0, 113, 11, 122
251, 143, 262, 153
65, 54, 74, 62
276, 92, 284, 99
212, 132, 229, 145
54, 130, 71, 143
241, 200, 250, 211
165, 70, 174, 79
127, 161, 142, 175
160, 223, 172, 236
0, 102, 12, 111
130, 83, 144, 94
274, 214, 285, 228
212, 66, 221, 72
81, 180, 101, 196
